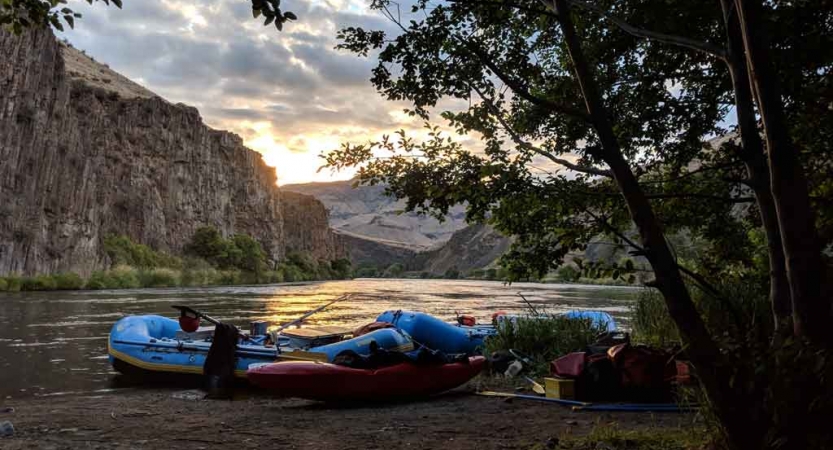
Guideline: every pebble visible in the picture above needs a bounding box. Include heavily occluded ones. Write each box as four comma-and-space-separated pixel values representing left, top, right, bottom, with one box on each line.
0, 420, 14, 437
0, 407, 13, 413
171, 390, 203, 401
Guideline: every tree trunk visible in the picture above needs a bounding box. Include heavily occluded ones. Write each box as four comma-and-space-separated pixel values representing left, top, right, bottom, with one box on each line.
733, 0, 831, 343
550, 3, 759, 448
719, 0, 791, 325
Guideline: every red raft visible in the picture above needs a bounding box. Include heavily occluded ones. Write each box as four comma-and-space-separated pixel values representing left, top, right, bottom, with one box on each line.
247, 356, 486, 401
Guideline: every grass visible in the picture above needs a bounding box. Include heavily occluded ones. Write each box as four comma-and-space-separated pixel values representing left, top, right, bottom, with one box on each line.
483, 311, 608, 376
538, 423, 710, 450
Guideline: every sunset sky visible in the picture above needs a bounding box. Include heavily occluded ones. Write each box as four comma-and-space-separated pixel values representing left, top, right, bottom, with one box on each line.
57, 0, 484, 185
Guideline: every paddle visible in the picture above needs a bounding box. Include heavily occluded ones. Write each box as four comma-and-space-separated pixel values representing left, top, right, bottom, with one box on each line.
272, 294, 353, 334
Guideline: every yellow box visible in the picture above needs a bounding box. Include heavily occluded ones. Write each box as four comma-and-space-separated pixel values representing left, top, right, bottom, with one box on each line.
544, 377, 575, 400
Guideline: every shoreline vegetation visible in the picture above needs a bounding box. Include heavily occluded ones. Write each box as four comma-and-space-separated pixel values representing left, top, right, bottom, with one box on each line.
0, 226, 352, 292
353, 262, 636, 286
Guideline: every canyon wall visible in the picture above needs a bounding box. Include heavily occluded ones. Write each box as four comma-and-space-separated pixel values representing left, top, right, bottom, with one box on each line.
0, 28, 342, 276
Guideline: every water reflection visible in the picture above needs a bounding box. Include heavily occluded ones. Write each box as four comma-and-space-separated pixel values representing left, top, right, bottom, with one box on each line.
0, 279, 640, 398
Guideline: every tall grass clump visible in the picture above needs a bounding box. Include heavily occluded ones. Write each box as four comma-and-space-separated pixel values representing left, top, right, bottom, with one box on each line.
52, 273, 84, 290
484, 312, 608, 375
630, 289, 680, 347
21, 275, 57, 291
138, 267, 180, 288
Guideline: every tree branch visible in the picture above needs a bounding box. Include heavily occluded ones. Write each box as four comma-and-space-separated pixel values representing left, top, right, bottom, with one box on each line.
464, 42, 591, 121
442, 0, 558, 18
470, 85, 611, 177
566, 0, 728, 61
637, 160, 746, 184
645, 193, 754, 203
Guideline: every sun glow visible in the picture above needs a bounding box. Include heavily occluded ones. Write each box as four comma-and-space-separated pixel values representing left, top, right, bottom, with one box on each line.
245, 125, 356, 186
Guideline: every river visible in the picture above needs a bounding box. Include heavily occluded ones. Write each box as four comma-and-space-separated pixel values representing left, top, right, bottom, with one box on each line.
0, 279, 641, 399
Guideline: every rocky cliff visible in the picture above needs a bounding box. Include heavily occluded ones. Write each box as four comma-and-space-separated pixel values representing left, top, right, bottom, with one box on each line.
414, 223, 511, 274
0, 28, 342, 276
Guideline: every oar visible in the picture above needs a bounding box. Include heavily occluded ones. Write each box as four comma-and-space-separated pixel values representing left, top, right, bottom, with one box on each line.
476, 391, 590, 407
272, 294, 352, 334
524, 376, 546, 395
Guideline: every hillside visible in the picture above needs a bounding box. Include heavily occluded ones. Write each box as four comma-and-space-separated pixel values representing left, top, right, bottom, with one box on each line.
0, 28, 343, 276
284, 179, 468, 251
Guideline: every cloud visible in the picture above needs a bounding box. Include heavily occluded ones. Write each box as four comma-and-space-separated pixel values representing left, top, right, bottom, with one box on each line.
54, 0, 419, 184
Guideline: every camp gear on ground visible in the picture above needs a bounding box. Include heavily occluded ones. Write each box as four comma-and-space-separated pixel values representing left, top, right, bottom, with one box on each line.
607, 343, 676, 402
544, 377, 575, 400
247, 356, 486, 401
551, 352, 587, 378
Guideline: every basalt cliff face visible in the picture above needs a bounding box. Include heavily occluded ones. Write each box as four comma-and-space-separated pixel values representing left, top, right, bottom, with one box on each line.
0, 28, 342, 276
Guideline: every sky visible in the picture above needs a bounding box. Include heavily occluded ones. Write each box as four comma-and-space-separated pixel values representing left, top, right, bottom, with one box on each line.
57, 0, 478, 185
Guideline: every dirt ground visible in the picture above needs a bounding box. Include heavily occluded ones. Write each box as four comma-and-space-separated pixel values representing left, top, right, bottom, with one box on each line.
0, 384, 696, 450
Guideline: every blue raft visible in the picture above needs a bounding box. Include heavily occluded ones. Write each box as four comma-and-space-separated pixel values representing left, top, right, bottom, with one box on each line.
376, 310, 618, 355
108, 315, 414, 379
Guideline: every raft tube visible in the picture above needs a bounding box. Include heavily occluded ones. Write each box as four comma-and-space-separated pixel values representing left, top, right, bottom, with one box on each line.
247, 356, 486, 401
108, 315, 279, 379
308, 328, 414, 361
376, 310, 487, 355
108, 316, 414, 380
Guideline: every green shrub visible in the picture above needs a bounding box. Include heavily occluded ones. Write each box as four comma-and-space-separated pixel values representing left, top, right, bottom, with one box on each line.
86, 271, 114, 290
443, 267, 460, 279
354, 265, 378, 278
21, 275, 58, 291
138, 268, 179, 288
109, 265, 141, 289
484, 312, 607, 375
180, 267, 220, 287
331, 258, 352, 279
6, 276, 22, 291
0, 278, 7, 291
383, 263, 404, 278
556, 264, 581, 282
53, 273, 84, 290
261, 270, 285, 284
103, 235, 180, 269
216, 270, 241, 285
279, 263, 304, 282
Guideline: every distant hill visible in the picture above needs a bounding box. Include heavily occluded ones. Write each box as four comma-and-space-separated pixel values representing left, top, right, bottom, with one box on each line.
283, 180, 468, 251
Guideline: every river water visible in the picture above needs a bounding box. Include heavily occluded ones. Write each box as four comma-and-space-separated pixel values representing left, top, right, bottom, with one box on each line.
0, 279, 640, 399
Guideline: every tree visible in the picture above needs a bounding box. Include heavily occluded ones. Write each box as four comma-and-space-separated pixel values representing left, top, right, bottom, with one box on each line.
327, 0, 832, 448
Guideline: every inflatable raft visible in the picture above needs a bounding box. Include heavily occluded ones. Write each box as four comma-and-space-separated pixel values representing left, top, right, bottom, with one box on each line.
247, 356, 486, 401
376, 310, 617, 356
108, 315, 413, 379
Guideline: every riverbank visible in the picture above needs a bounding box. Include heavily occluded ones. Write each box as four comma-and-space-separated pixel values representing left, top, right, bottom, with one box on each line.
0, 386, 701, 450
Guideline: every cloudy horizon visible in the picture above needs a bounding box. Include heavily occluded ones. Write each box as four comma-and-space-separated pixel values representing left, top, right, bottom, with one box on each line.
57, 0, 479, 185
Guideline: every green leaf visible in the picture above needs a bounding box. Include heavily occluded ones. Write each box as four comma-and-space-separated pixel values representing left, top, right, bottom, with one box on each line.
284, 11, 297, 21
253, 8, 261, 19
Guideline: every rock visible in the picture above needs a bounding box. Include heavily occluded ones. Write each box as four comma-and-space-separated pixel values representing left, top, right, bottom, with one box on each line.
0, 28, 345, 277
0, 407, 13, 413
0, 420, 14, 437
171, 390, 203, 401
545, 437, 559, 449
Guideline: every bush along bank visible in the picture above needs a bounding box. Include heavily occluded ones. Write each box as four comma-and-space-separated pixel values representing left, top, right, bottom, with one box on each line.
0, 228, 352, 291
